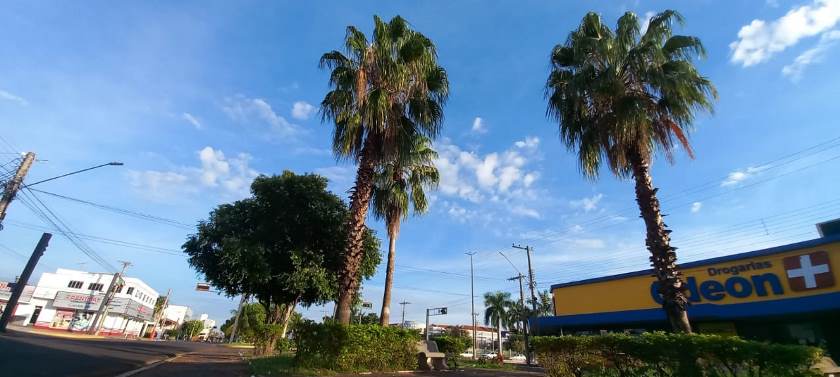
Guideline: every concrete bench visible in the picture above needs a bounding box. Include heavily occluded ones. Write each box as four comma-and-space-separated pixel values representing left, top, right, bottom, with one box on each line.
416, 340, 447, 371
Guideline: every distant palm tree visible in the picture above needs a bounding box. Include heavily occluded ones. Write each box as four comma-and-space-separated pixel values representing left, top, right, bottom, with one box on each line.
527, 290, 553, 317
484, 291, 512, 354
372, 136, 439, 326
545, 10, 716, 333
320, 15, 449, 324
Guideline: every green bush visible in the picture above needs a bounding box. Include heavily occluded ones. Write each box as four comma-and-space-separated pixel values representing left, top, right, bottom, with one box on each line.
533, 332, 822, 377
294, 321, 420, 372
434, 334, 471, 356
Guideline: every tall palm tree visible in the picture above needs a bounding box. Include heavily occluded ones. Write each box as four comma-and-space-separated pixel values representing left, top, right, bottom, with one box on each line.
320, 15, 449, 324
484, 291, 512, 355
372, 136, 439, 326
545, 11, 716, 333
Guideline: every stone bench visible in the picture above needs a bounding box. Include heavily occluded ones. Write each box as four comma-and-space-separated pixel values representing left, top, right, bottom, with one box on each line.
416, 340, 447, 371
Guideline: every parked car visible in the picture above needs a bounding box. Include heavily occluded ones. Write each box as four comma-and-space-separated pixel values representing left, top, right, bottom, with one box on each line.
480, 352, 501, 360
459, 352, 474, 358
509, 354, 526, 362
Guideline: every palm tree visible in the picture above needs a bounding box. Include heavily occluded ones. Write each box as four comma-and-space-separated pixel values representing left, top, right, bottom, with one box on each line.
372, 136, 439, 326
528, 290, 553, 317
545, 11, 716, 333
484, 291, 512, 355
320, 15, 449, 324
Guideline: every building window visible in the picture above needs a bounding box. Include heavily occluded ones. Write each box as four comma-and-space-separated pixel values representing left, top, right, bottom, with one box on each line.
88, 283, 104, 291
126, 287, 134, 295
67, 281, 83, 289
114, 285, 123, 293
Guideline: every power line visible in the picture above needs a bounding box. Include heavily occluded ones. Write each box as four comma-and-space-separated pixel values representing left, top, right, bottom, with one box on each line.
28, 188, 193, 229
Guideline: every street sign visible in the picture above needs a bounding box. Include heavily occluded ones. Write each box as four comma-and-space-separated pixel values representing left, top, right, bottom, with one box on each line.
362, 301, 373, 309
195, 283, 211, 292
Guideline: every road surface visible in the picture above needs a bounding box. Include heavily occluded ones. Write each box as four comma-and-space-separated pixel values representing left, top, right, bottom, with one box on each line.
0, 328, 229, 377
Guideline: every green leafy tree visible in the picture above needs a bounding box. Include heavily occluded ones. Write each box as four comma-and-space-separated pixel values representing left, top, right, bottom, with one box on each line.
320, 15, 449, 324
545, 10, 716, 332
484, 291, 513, 355
220, 302, 267, 342
183, 172, 381, 354
181, 320, 204, 340
371, 136, 439, 326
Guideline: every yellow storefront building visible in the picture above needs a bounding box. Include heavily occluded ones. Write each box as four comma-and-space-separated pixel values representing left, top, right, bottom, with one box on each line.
532, 233, 840, 358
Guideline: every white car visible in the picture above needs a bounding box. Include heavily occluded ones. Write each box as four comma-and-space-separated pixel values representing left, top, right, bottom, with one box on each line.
480, 352, 500, 360
459, 352, 474, 358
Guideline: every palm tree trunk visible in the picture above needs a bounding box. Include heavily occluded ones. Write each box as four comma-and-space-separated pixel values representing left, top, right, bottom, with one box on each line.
379, 220, 398, 326
628, 149, 692, 333
336, 138, 378, 324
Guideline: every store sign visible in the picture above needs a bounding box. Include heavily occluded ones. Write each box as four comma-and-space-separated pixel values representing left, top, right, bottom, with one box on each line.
0, 282, 35, 303
53, 291, 104, 311
552, 241, 840, 317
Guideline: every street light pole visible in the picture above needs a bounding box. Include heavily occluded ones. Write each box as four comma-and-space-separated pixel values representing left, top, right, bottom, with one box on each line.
22, 162, 124, 188
0, 233, 51, 332
90, 260, 131, 335
466, 251, 477, 359
513, 244, 537, 365
399, 300, 411, 327
228, 294, 247, 343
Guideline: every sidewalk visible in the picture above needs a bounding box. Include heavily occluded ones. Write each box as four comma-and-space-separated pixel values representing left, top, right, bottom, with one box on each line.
6, 324, 105, 340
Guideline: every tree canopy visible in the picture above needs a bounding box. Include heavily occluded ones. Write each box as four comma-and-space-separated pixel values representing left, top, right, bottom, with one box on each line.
183, 171, 382, 314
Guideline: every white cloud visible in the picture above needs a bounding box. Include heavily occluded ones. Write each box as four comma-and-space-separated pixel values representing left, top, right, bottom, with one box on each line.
730, 0, 840, 66
128, 146, 259, 200
514, 136, 540, 149
782, 29, 840, 80
691, 202, 703, 213
127, 171, 192, 200
222, 95, 300, 136
314, 166, 355, 187
182, 112, 202, 129
572, 238, 606, 249
0, 89, 28, 106
721, 166, 767, 186
435, 137, 540, 202
471, 117, 487, 134
570, 193, 604, 212
291, 101, 316, 120
511, 205, 541, 219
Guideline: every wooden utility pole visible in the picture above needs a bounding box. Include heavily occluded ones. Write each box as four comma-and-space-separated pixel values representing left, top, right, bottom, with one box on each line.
228, 294, 247, 343
0, 152, 36, 229
153, 288, 171, 339
0, 233, 51, 332
90, 260, 131, 335
513, 244, 537, 365
398, 300, 411, 327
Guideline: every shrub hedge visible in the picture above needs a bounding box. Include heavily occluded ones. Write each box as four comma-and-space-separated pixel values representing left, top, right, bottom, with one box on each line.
294, 321, 419, 372
532, 332, 823, 377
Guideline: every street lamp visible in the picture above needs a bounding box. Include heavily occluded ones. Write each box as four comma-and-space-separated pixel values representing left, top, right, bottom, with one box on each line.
23, 162, 124, 188
196, 282, 246, 343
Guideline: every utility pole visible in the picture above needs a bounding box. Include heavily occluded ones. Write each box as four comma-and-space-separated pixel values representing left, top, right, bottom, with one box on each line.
228, 294, 248, 343
466, 251, 477, 359
0, 233, 51, 332
154, 288, 171, 340
90, 260, 131, 335
399, 300, 411, 327
513, 244, 537, 365
0, 152, 36, 230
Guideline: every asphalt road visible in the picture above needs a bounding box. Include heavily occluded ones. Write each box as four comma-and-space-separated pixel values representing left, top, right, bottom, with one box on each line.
0, 329, 214, 377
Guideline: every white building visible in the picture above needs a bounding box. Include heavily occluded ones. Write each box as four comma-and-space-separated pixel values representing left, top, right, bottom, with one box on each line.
196, 313, 217, 340
9, 268, 159, 337
162, 304, 192, 328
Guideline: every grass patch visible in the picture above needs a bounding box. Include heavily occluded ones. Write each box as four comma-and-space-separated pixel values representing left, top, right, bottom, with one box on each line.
248, 353, 335, 377
455, 358, 518, 371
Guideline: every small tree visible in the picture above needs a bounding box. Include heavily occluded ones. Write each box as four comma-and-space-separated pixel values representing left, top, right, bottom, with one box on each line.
181, 320, 204, 340
183, 172, 381, 355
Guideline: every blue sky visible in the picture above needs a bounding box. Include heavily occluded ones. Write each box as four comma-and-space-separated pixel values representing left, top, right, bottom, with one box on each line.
2, 0, 840, 326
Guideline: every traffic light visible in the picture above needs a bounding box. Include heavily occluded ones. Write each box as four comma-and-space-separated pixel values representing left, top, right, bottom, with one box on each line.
440, 307, 447, 315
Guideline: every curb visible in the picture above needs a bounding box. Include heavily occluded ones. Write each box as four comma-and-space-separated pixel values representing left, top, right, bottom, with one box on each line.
113, 352, 190, 377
